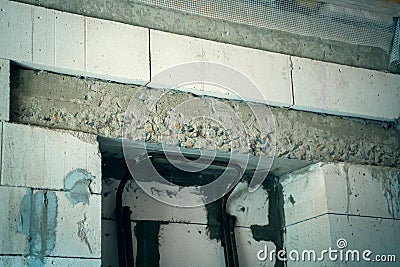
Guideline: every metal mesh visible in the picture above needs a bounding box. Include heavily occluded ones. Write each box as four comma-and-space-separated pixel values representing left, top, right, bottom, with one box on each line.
390, 18, 400, 70
138, 0, 396, 52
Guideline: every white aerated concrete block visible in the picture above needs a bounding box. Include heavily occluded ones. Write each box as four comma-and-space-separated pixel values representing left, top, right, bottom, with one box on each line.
0, 122, 2, 180
283, 163, 400, 225
102, 177, 210, 224
228, 181, 270, 227
292, 57, 400, 121
346, 165, 395, 218
325, 164, 400, 219
285, 215, 336, 267
0, 1, 150, 85
159, 223, 225, 267
0, 256, 27, 267
50, 191, 101, 258
54, 11, 85, 70
102, 178, 270, 227
0, 1, 32, 62
0, 59, 9, 121
282, 163, 330, 226
235, 227, 276, 266
32, 6, 56, 66
0, 186, 30, 255
0, 256, 101, 267
42, 258, 101, 266
1, 123, 101, 193
150, 30, 292, 107
159, 224, 275, 266
329, 214, 400, 258
86, 17, 150, 84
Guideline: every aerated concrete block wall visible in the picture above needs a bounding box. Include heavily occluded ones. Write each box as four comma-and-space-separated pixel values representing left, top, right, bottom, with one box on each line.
102, 179, 278, 266
282, 163, 400, 266
0, 0, 399, 266
1, 0, 399, 121
0, 123, 102, 266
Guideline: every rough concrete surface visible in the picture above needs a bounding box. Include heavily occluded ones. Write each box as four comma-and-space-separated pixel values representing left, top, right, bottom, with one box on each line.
10, 68, 400, 168
11, 0, 394, 73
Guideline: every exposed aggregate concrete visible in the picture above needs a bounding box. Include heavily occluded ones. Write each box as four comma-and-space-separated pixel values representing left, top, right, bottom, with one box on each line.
10, 68, 400, 168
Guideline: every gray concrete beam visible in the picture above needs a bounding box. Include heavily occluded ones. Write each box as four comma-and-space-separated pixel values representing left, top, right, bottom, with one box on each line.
10, 68, 400, 169
11, 0, 396, 73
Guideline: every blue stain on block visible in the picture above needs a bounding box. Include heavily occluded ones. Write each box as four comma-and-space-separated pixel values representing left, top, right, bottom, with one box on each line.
18, 191, 58, 266
27, 256, 45, 267
17, 189, 33, 238
64, 169, 94, 206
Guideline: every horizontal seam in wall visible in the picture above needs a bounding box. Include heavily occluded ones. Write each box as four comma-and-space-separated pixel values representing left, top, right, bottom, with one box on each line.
0, 254, 101, 260
0, 254, 27, 257
285, 212, 400, 228
0, 184, 101, 195
45, 255, 101, 260
102, 217, 256, 229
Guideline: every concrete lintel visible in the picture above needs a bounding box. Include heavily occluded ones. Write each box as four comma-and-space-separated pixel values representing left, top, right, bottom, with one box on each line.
10, 68, 400, 169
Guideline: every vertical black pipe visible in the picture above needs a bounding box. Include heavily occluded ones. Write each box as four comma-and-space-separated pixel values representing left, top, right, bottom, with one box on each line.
135, 221, 161, 267
123, 206, 134, 267
116, 173, 134, 267
228, 215, 239, 267
221, 191, 240, 267
221, 197, 233, 266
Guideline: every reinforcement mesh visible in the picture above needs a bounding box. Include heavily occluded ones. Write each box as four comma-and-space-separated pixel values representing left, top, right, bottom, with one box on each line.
138, 0, 397, 53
